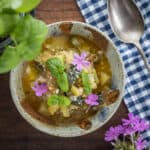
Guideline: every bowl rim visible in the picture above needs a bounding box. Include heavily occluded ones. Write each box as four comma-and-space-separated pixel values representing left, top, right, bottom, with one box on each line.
10, 21, 126, 137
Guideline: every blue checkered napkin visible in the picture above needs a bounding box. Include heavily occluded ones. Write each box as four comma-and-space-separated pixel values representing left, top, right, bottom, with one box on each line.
76, 0, 150, 146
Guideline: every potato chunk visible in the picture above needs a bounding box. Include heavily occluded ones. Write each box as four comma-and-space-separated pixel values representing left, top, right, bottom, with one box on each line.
60, 106, 70, 117
71, 85, 83, 96
48, 105, 59, 115
100, 72, 110, 86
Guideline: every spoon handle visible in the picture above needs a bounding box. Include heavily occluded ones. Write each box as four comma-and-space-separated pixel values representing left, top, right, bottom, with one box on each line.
134, 42, 150, 72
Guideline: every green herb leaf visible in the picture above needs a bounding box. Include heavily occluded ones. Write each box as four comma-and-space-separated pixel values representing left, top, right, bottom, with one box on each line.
0, 15, 48, 73
11, 15, 48, 60
0, 11, 19, 36
59, 96, 71, 106
11, 15, 47, 43
0, 46, 21, 73
15, 0, 41, 13
47, 95, 59, 106
0, 0, 41, 13
82, 71, 92, 95
57, 73, 69, 92
47, 95, 71, 106
46, 58, 65, 77
46, 58, 69, 92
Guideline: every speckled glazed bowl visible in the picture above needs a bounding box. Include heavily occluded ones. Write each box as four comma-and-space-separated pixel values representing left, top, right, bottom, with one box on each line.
10, 21, 125, 137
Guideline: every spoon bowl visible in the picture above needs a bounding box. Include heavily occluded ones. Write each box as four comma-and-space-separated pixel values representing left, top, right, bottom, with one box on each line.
108, 0, 150, 72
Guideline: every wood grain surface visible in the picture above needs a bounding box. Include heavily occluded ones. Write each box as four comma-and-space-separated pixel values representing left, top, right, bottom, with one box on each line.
0, 0, 128, 149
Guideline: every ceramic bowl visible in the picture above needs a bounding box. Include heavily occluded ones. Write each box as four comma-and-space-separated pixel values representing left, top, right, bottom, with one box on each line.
10, 21, 125, 137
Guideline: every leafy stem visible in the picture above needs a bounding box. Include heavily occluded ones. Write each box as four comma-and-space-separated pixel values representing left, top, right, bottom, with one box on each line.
0, 0, 48, 73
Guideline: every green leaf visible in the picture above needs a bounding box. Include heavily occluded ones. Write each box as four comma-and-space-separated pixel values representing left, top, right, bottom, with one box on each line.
0, 46, 21, 73
46, 58, 65, 77
59, 96, 71, 106
11, 15, 48, 60
15, 41, 40, 61
47, 95, 59, 106
57, 73, 69, 92
46, 58, 69, 92
47, 95, 71, 106
82, 71, 92, 95
15, 0, 41, 13
0, 0, 22, 12
0, 14, 47, 73
0, 11, 19, 36
11, 15, 47, 43
0, 0, 41, 13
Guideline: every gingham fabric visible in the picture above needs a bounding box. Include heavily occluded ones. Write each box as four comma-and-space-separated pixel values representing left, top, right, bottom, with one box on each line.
76, 0, 150, 147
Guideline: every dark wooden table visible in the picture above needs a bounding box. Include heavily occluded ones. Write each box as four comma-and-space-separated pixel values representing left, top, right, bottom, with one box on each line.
0, 0, 128, 149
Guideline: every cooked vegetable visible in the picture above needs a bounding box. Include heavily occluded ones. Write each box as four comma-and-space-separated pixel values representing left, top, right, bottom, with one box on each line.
70, 36, 81, 48
60, 106, 70, 117
25, 65, 38, 81
100, 72, 110, 86
38, 102, 49, 115
71, 85, 80, 96
48, 105, 59, 115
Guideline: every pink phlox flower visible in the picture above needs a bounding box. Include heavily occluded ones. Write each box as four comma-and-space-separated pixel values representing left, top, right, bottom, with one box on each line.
122, 113, 140, 126
134, 119, 150, 132
123, 125, 136, 136
122, 113, 150, 134
135, 136, 147, 150
105, 125, 124, 142
72, 52, 90, 71
32, 82, 48, 97
85, 94, 99, 106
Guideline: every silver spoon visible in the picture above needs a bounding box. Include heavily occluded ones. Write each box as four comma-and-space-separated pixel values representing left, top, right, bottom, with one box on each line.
107, 0, 150, 72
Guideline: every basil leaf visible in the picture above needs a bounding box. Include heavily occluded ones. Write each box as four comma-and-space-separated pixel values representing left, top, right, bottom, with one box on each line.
46, 58, 65, 77
57, 73, 69, 92
15, 0, 41, 13
0, 46, 21, 73
47, 95, 71, 106
0, 12, 19, 36
82, 71, 92, 95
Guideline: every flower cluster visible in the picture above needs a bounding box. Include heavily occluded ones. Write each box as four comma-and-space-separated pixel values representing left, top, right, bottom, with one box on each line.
105, 113, 150, 150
